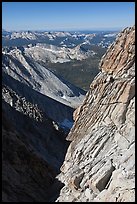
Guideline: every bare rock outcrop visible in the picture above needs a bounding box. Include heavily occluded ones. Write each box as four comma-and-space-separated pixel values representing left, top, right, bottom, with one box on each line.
56, 26, 135, 202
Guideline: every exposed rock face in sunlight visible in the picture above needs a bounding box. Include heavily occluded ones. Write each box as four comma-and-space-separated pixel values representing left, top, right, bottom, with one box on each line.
56, 26, 135, 202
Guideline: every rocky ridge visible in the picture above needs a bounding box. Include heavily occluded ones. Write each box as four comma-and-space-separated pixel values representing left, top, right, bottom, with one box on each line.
2, 85, 43, 122
2, 47, 85, 109
56, 26, 135, 202
24, 43, 96, 63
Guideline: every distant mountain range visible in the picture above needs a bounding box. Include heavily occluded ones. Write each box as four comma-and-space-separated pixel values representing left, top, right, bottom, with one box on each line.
2, 30, 118, 48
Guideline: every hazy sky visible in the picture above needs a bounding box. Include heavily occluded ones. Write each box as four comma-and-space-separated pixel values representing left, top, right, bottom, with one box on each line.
2, 2, 135, 31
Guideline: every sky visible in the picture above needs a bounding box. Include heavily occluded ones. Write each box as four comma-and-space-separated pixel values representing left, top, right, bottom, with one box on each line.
2, 2, 135, 31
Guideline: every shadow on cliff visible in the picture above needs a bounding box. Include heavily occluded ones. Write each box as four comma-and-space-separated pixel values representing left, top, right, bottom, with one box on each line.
2, 86, 71, 202
2, 68, 75, 201
46, 178, 65, 202
2, 99, 71, 167
2, 100, 71, 201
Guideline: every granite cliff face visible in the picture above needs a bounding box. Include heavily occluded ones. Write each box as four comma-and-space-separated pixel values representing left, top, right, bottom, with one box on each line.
56, 26, 135, 202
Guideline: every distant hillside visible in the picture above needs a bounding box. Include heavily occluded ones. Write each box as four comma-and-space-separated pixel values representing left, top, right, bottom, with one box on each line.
47, 45, 106, 90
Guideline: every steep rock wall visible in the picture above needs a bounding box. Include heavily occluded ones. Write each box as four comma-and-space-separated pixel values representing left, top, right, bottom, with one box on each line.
56, 26, 135, 202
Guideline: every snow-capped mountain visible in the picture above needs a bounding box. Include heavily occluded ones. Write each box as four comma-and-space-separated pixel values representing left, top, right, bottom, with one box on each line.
2, 30, 118, 48
10, 31, 37, 40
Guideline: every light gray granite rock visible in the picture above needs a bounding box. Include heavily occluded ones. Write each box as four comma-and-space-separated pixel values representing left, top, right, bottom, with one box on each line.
56, 26, 135, 202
